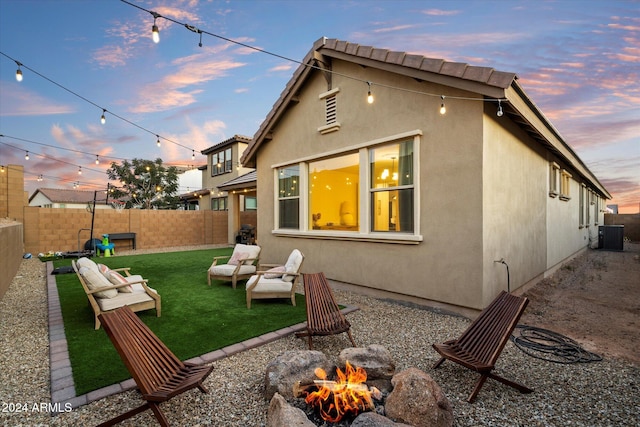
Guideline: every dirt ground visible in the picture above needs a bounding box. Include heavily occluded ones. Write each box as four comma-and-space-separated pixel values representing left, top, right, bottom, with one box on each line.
519, 242, 640, 364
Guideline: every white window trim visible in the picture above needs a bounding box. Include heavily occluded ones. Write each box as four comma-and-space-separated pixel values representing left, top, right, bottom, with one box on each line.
272, 130, 423, 244
549, 161, 560, 198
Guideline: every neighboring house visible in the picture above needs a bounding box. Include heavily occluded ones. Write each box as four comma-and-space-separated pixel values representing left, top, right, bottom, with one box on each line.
241, 38, 611, 312
28, 188, 115, 210
199, 135, 257, 243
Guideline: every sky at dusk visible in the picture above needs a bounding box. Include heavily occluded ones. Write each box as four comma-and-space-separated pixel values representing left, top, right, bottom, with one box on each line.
0, 0, 638, 212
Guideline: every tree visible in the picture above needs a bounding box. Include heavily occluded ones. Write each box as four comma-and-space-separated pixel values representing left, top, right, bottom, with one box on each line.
106, 158, 180, 209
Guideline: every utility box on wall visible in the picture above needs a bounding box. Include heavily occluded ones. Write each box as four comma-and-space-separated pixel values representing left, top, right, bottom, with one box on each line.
598, 225, 624, 251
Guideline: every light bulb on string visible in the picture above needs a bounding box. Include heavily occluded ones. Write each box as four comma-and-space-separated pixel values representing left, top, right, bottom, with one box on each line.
191, 150, 195, 160
497, 100, 503, 117
78, 166, 82, 175
100, 109, 106, 124
151, 12, 161, 43
156, 135, 161, 147
25, 151, 29, 160
95, 155, 100, 165
439, 96, 446, 115
15, 61, 23, 82
1, 165, 5, 173
367, 81, 374, 104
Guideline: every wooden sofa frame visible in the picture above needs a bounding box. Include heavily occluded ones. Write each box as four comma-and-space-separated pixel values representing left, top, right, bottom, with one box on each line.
72, 259, 161, 330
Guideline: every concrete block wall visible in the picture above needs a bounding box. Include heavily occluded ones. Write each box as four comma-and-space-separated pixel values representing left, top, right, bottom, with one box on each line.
605, 213, 640, 242
0, 222, 23, 300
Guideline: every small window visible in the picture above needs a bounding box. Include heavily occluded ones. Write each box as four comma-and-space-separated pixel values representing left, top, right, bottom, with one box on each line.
579, 184, 586, 227
278, 166, 300, 229
211, 197, 227, 211
211, 148, 232, 176
560, 169, 571, 201
244, 196, 257, 211
549, 162, 560, 197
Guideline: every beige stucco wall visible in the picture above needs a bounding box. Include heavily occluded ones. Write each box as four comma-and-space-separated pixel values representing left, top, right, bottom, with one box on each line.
256, 61, 489, 310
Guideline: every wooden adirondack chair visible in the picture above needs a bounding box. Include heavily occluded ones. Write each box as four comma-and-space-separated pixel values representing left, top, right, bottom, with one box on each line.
295, 272, 356, 350
432, 290, 533, 402
97, 306, 213, 427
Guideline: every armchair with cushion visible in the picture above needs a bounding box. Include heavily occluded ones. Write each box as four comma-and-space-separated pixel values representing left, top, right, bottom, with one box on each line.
208, 244, 261, 289
245, 249, 305, 309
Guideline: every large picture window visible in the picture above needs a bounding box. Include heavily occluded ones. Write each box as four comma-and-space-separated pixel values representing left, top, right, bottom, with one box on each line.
278, 165, 300, 229
309, 153, 359, 231
370, 140, 414, 232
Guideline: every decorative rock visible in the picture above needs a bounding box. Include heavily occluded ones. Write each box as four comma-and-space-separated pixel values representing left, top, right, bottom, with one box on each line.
264, 350, 334, 400
339, 344, 396, 392
351, 411, 413, 427
267, 392, 316, 427
385, 368, 453, 427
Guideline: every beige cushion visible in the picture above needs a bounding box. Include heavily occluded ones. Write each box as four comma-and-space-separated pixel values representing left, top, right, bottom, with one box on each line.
96, 285, 157, 311
283, 249, 303, 282
107, 271, 133, 292
228, 251, 249, 265
246, 276, 293, 293
233, 244, 261, 265
210, 264, 257, 277
79, 266, 118, 299
77, 257, 99, 272
264, 266, 286, 279
97, 263, 110, 275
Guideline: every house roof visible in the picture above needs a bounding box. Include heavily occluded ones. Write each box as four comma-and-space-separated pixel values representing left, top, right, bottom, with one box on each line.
28, 188, 103, 204
241, 37, 610, 199
217, 170, 257, 192
201, 134, 252, 155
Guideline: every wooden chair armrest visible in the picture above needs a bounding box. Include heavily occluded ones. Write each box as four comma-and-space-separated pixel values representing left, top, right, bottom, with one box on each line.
258, 263, 283, 269
111, 267, 132, 276
86, 282, 139, 294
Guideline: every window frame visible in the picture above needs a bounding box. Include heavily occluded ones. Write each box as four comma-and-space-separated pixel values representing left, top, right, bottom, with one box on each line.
272, 130, 423, 244
210, 147, 233, 177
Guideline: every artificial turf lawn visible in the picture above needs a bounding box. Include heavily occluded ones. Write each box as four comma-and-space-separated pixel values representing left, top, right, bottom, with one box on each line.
53, 248, 308, 395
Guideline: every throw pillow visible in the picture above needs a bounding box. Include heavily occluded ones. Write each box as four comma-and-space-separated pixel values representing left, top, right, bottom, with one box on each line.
79, 266, 118, 298
264, 266, 286, 279
108, 271, 133, 292
97, 263, 110, 276
228, 251, 249, 266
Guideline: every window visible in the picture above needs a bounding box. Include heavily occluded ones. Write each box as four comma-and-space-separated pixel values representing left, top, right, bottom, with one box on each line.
278, 165, 300, 229
244, 196, 257, 211
211, 197, 227, 211
211, 148, 233, 176
549, 162, 560, 197
370, 140, 414, 232
579, 184, 586, 227
560, 169, 571, 201
273, 131, 421, 242
309, 153, 359, 231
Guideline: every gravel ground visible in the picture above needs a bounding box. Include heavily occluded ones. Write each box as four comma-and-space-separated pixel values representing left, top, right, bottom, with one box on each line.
1, 247, 639, 426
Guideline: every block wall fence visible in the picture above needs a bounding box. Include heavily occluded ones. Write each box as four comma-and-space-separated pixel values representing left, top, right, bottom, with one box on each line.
21, 207, 259, 255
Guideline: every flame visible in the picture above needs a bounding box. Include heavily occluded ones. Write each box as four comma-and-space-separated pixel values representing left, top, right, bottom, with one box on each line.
304, 361, 375, 423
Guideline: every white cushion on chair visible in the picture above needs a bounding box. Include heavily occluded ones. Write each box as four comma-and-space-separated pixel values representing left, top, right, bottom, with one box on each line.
210, 264, 257, 277
79, 266, 118, 299
233, 244, 261, 265
246, 276, 293, 293
283, 249, 303, 282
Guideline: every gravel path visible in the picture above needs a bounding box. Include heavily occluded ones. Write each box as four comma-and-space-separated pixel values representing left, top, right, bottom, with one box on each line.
1, 247, 638, 426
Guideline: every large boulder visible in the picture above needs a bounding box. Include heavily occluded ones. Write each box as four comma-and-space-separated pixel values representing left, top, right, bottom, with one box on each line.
267, 393, 315, 427
351, 411, 413, 427
385, 368, 453, 427
339, 344, 395, 392
264, 350, 334, 400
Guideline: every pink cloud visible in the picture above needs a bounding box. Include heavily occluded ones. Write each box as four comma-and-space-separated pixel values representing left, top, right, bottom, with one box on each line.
0, 85, 74, 116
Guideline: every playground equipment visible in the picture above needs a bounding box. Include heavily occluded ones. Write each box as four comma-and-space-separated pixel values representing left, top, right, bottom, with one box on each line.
96, 234, 115, 257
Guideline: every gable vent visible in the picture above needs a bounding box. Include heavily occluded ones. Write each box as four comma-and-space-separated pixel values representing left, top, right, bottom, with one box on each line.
326, 94, 337, 125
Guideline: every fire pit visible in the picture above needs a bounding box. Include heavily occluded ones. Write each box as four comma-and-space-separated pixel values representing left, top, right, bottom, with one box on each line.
294, 361, 383, 424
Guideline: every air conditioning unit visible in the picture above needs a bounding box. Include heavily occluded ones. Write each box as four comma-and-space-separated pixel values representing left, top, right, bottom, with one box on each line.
598, 225, 624, 251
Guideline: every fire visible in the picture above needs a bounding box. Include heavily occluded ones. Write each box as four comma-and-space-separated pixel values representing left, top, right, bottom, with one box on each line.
304, 361, 378, 423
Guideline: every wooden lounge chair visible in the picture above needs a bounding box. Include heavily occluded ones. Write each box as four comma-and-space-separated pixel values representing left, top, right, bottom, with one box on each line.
97, 306, 214, 427
245, 249, 304, 309
208, 243, 261, 289
432, 290, 533, 403
295, 272, 356, 350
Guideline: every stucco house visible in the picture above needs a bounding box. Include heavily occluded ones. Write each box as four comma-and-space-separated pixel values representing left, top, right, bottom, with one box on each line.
28, 188, 115, 210
241, 38, 611, 312
199, 135, 257, 243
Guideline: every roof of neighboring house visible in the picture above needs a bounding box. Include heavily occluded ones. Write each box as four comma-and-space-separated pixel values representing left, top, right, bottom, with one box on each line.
241, 37, 610, 199
217, 170, 257, 192
28, 188, 102, 204
201, 134, 252, 155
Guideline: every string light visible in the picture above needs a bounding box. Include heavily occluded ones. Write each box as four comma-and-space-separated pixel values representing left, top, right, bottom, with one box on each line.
151, 12, 161, 44
156, 135, 161, 147
439, 95, 446, 115
37, 174, 43, 182
78, 166, 82, 175
1, 165, 5, 173
100, 109, 106, 124
367, 81, 374, 104
191, 150, 195, 160
15, 61, 23, 82
497, 100, 503, 117
95, 155, 100, 165
25, 151, 29, 160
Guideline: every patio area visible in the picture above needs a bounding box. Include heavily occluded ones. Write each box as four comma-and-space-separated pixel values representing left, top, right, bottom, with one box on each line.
1, 245, 638, 426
